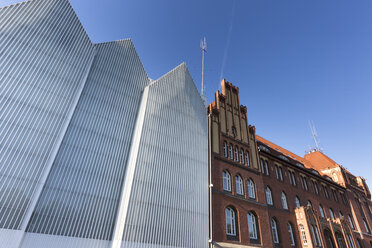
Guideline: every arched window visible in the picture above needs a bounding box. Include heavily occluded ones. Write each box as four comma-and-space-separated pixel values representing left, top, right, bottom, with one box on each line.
311, 225, 321, 247
319, 205, 325, 218
339, 211, 344, 219
271, 218, 279, 243
247, 179, 256, 199
281, 192, 288, 210
348, 215, 355, 229
307, 200, 313, 209
235, 147, 239, 162
223, 141, 228, 158
222, 171, 231, 192
266, 187, 273, 205
246, 152, 250, 167
329, 208, 335, 219
260, 158, 265, 174
279, 167, 283, 181
288, 222, 295, 246
295, 196, 301, 208
248, 212, 259, 241
299, 224, 308, 245
225, 207, 236, 236
229, 144, 233, 160
240, 149, 244, 164
275, 165, 279, 179
235, 175, 244, 195
264, 160, 269, 175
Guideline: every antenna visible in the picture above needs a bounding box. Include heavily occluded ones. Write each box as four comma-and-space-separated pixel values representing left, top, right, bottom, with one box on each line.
200, 37, 207, 105
308, 120, 322, 152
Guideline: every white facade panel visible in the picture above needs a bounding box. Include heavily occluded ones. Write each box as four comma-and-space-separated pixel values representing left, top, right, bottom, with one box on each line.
26, 40, 150, 241
121, 64, 208, 248
0, 0, 95, 231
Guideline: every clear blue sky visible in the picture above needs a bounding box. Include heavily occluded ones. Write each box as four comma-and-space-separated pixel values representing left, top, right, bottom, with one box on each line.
2, 0, 372, 189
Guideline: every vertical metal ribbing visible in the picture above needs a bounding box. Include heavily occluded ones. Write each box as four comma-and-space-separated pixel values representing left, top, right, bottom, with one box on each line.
111, 86, 149, 248
121, 63, 209, 248
26, 39, 150, 243
0, 0, 95, 231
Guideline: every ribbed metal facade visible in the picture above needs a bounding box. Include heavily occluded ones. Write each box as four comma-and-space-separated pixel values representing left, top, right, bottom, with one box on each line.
0, 0, 208, 248
121, 64, 208, 248
0, 0, 95, 230
26, 40, 149, 240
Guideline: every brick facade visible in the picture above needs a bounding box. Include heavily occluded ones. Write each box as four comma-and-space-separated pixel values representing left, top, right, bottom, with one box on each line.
208, 79, 372, 248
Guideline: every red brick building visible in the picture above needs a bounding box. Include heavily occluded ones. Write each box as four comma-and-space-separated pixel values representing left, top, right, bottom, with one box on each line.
207, 79, 372, 248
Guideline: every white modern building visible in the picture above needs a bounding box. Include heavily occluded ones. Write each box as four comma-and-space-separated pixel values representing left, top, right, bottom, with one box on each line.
0, 0, 208, 247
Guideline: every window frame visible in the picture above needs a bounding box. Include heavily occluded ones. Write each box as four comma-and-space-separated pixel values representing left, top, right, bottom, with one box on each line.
235, 175, 244, 196
225, 207, 237, 236
266, 186, 273, 205
247, 179, 256, 199
222, 170, 231, 192
281, 192, 288, 210
248, 212, 258, 240
271, 218, 280, 244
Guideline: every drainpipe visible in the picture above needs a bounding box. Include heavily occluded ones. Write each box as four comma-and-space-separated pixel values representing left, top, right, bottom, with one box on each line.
208, 114, 213, 248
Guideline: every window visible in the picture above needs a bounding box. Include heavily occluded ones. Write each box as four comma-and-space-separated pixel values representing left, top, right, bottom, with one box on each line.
225, 207, 236, 236
323, 185, 329, 199
348, 215, 355, 229
229, 144, 233, 160
235, 147, 239, 162
266, 187, 273, 205
319, 205, 325, 218
313, 181, 319, 195
311, 225, 322, 247
307, 200, 313, 209
235, 175, 244, 195
223, 141, 228, 158
260, 158, 265, 174
288, 223, 295, 246
281, 192, 288, 210
264, 160, 269, 175
274, 165, 283, 181
240, 149, 244, 164
247, 179, 256, 199
279, 167, 283, 181
363, 219, 370, 233
347, 234, 355, 248
295, 196, 301, 208
314, 226, 321, 247
275, 165, 279, 179
222, 171, 231, 192
248, 212, 258, 240
271, 218, 279, 244
339, 211, 344, 219
289, 170, 297, 186
301, 176, 308, 191
246, 152, 250, 167
332, 189, 338, 202
300, 224, 308, 245
329, 208, 335, 219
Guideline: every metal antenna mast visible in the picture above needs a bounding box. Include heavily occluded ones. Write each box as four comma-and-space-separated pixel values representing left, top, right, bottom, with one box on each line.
200, 37, 207, 105
309, 120, 322, 152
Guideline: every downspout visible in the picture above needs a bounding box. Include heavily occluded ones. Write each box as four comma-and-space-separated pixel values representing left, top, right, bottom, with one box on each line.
208, 114, 213, 248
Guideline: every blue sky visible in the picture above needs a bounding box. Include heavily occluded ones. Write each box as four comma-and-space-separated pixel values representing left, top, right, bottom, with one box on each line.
2, 0, 372, 188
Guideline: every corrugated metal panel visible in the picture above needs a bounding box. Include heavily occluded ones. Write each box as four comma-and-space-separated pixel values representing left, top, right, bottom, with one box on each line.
26, 40, 150, 241
0, 0, 95, 230
121, 63, 209, 248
